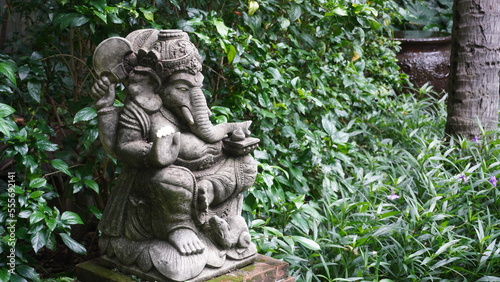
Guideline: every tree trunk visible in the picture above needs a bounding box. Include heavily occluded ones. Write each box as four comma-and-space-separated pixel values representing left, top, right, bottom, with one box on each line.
445, 0, 500, 138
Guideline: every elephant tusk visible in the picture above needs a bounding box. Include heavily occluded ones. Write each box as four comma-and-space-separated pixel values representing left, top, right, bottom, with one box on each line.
181, 106, 195, 125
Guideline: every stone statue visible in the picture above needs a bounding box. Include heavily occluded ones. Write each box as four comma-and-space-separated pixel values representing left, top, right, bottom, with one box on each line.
90, 29, 260, 281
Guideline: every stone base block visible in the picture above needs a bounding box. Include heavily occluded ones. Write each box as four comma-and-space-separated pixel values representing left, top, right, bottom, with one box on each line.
76, 255, 294, 282
210, 255, 295, 282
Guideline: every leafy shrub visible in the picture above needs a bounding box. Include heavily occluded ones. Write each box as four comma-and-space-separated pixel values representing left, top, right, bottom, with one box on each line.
393, 0, 453, 33
1, 68, 87, 281
1, 0, 405, 279
5, 0, 499, 281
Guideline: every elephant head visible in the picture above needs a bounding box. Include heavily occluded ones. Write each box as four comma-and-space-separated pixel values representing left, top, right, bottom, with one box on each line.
161, 71, 250, 144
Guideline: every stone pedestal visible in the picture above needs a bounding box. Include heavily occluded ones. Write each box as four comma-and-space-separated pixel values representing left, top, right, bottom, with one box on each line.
76, 254, 295, 282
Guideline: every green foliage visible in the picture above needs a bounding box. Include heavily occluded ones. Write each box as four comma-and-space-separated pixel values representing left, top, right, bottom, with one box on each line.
0, 102, 90, 280
3, 0, 499, 281
249, 85, 500, 280
393, 0, 453, 33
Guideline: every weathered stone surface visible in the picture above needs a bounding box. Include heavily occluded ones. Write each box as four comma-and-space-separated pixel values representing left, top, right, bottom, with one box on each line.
76, 255, 295, 282
210, 255, 295, 282
89, 29, 260, 281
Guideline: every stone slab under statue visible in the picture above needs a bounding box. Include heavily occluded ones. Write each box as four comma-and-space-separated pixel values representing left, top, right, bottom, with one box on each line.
85, 29, 261, 281
76, 254, 295, 282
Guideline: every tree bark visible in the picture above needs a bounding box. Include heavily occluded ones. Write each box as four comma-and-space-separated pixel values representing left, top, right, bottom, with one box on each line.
445, 0, 500, 138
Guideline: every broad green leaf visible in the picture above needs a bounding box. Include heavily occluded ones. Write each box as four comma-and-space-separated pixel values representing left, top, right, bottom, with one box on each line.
31, 230, 48, 253
282, 236, 295, 253
29, 211, 46, 224
45, 217, 57, 231
0, 84, 13, 93
18, 210, 32, 218
0, 269, 11, 282
212, 19, 229, 38
379, 210, 401, 219
61, 211, 84, 225
480, 239, 496, 265
435, 239, 460, 256
88, 205, 102, 220
9, 273, 28, 282
73, 107, 97, 123
279, 17, 290, 30
60, 233, 86, 255
108, 13, 123, 24
251, 219, 266, 228
0, 62, 17, 86
90, 0, 106, 12
0, 117, 18, 137
27, 81, 41, 103
288, 4, 302, 22
29, 191, 44, 199
292, 235, 321, 251
22, 155, 38, 173
327, 7, 348, 17
227, 44, 237, 64
82, 127, 99, 149
262, 226, 283, 237
407, 248, 431, 260
321, 116, 337, 136
139, 7, 155, 21
431, 257, 460, 270
332, 131, 349, 144
51, 159, 72, 176
73, 183, 82, 193
14, 144, 28, 155
84, 179, 99, 194
92, 10, 107, 23
54, 13, 89, 30
30, 51, 43, 61
169, 0, 180, 9
70, 176, 80, 184
29, 178, 47, 189
266, 67, 282, 81
75, 5, 91, 15
0, 103, 15, 117
36, 139, 58, 151
291, 213, 310, 234
16, 264, 39, 280
46, 233, 57, 251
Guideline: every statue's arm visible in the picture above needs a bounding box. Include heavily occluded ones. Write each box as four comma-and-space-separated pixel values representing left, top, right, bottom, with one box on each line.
115, 127, 154, 168
115, 110, 181, 168
91, 76, 119, 158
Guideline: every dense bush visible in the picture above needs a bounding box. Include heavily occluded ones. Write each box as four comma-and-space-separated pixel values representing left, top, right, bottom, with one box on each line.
2, 0, 500, 281
392, 0, 453, 33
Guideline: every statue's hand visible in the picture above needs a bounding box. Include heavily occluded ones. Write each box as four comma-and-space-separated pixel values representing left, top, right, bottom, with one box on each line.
91, 75, 116, 110
241, 120, 252, 137
150, 129, 181, 167
230, 121, 252, 141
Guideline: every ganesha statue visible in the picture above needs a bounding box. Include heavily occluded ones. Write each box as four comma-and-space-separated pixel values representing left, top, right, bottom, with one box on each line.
90, 29, 260, 281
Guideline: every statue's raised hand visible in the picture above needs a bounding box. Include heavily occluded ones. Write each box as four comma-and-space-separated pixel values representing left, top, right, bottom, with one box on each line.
91, 75, 116, 110
150, 126, 181, 167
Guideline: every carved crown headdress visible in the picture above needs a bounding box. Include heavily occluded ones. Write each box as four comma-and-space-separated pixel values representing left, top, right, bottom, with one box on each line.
136, 30, 202, 79
93, 29, 202, 82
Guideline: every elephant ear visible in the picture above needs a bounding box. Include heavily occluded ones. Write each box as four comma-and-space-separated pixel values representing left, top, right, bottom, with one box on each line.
93, 37, 133, 82
125, 29, 160, 52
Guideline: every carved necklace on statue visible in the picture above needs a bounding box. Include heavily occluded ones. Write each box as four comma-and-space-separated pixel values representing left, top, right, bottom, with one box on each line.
159, 107, 185, 130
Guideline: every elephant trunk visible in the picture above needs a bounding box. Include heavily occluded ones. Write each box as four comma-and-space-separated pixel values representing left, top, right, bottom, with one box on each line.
187, 88, 247, 143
